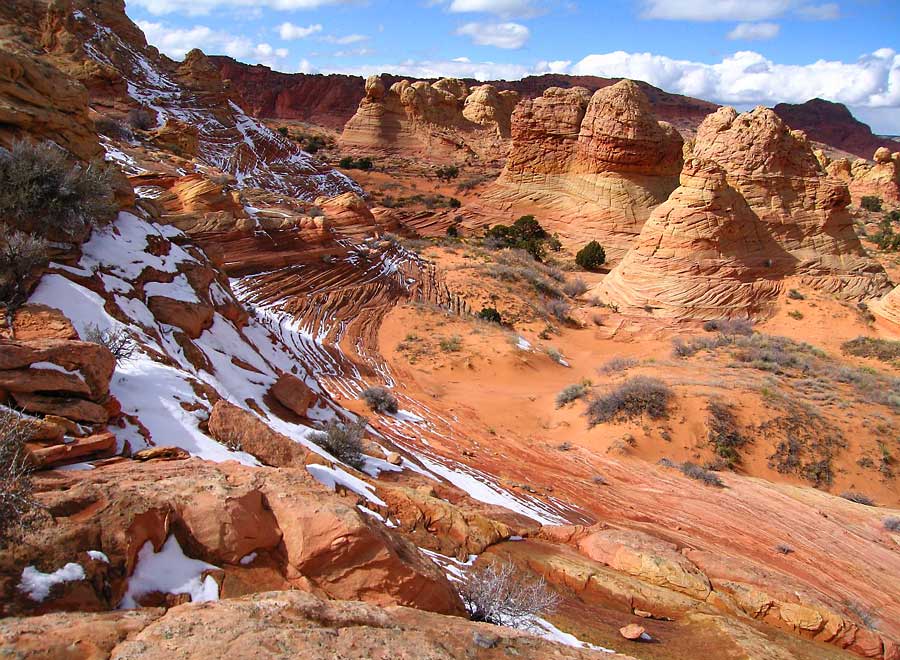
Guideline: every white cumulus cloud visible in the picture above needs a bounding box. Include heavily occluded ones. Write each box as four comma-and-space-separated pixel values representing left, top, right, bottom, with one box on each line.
278, 22, 323, 40
727, 22, 781, 40
456, 21, 530, 49
137, 20, 288, 67
640, 0, 840, 22
446, 0, 542, 18
321, 33, 369, 44
129, 0, 354, 16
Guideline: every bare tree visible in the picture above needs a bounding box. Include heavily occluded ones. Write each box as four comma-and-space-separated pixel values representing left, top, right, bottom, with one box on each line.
83, 324, 137, 362
0, 408, 40, 545
459, 560, 562, 629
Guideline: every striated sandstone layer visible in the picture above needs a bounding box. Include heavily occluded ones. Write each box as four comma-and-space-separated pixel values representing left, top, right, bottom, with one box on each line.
339, 74, 520, 161
599, 106, 891, 318
481, 79, 683, 251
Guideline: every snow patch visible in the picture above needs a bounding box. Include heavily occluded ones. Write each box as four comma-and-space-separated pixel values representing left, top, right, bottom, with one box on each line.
239, 552, 258, 566
119, 536, 220, 609
18, 563, 86, 602
87, 551, 110, 563
307, 464, 386, 507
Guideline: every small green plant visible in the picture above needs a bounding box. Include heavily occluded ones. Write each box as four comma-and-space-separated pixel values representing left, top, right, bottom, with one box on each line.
477, 307, 502, 324
446, 223, 460, 238
439, 335, 462, 352
575, 241, 605, 271
449, 197, 462, 209
277, 126, 289, 136
860, 196, 883, 212
361, 386, 398, 414
309, 417, 367, 470
787, 289, 805, 300
483, 215, 551, 261
339, 156, 374, 171
435, 165, 460, 181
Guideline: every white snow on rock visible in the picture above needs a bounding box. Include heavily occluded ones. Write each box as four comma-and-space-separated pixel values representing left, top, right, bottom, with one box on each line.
119, 535, 220, 609
530, 617, 616, 653
307, 464, 387, 507
18, 563, 86, 602
516, 336, 532, 351
144, 274, 201, 304
239, 552, 258, 566
87, 550, 110, 564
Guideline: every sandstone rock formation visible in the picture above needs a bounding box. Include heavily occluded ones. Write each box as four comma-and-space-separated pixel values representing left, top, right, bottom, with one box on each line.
339, 74, 520, 161
0, 459, 463, 617
872, 283, 900, 325
818, 148, 900, 208
773, 98, 898, 160
0, 590, 637, 659
481, 79, 683, 251
599, 106, 891, 317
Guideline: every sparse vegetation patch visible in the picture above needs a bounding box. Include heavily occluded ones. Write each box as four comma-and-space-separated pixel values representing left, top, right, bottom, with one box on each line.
586, 376, 673, 426
361, 386, 399, 414
309, 418, 367, 470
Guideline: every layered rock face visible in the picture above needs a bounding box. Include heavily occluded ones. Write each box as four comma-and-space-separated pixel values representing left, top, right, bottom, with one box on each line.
873, 283, 900, 325
339, 74, 520, 161
822, 147, 900, 207
600, 106, 891, 318
484, 80, 683, 250
773, 98, 898, 160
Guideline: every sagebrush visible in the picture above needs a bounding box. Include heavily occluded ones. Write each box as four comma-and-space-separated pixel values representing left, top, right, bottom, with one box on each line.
0, 408, 40, 545
309, 417, 367, 470
586, 376, 673, 426
459, 560, 561, 629
361, 386, 399, 414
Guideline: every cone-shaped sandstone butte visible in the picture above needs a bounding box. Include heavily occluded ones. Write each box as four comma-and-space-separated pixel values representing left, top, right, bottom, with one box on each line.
484, 79, 684, 251
599, 106, 891, 318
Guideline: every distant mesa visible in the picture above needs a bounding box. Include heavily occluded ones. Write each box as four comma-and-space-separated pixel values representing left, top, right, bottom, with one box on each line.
339, 74, 520, 161
599, 106, 892, 318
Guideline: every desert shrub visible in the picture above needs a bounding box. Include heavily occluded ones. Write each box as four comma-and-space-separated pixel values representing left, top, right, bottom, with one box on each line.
884, 517, 900, 531
586, 376, 673, 426
126, 107, 156, 130
672, 335, 729, 358
439, 335, 462, 352
787, 289, 805, 300
544, 298, 571, 322
309, 417, 367, 470
477, 306, 502, 324
860, 196, 883, 212
449, 197, 462, 209
679, 461, 724, 487
0, 141, 117, 239
459, 560, 561, 629
484, 215, 550, 261
277, 126, 289, 136
94, 116, 132, 141
361, 386, 398, 414
788, 310, 804, 320
841, 337, 900, 362
339, 156, 374, 171
775, 543, 794, 555
0, 227, 48, 317
83, 324, 137, 363
562, 277, 588, 298
455, 173, 493, 192
556, 382, 589, 408
547, 234, 562, 252
546, 347, 565, 364
707, 400, 748, 467
702, 318, 754, 336
435, 165, 460, 181
575, 241, 605, 270
598, 357, 637, 374
446, 223, 460, 238
841, 491, 875, 506
0, 408, 40, 545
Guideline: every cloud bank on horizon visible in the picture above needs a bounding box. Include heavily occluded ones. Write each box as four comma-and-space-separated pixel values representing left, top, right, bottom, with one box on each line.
125, 0, 900, 133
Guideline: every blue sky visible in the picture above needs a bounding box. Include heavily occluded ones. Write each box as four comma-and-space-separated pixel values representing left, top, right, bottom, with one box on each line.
125, 0, 900, 133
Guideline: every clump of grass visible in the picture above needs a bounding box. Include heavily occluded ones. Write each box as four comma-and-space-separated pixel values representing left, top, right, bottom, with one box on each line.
787, 289, 805, 300
439, 335, 462, 352
544, 299, 571, 323
586, 376, 673, 426
546, 347, 566, 364
598, 357, 637, 374
562, 277, 588, 298
702, 319, 755, 336
309, 417, 367, 471
361, 386, 399, 414
841, 491, 875, 506
884, 517, 900, 531
556, 382, 589, 408
672, 335, 730, 358
841, 337, 900, 363
679, 461, 724, 487
774, 543, 794, 555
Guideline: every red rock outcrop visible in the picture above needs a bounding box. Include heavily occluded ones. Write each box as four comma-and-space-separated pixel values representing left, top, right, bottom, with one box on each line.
0, 458, 463, 617
599, 106, 891, 317
0, 590, 638, 659
773, 98, 898, 160
873, 283, 900, 325
842, 149, 900, 207
482, 80, 683, 251
339, 74, 519, 161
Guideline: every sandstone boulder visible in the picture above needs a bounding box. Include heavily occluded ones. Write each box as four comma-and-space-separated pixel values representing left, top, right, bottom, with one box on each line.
206, 400, 308, 467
